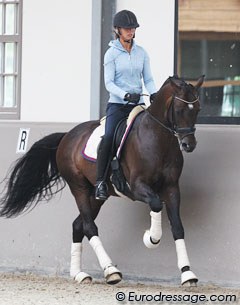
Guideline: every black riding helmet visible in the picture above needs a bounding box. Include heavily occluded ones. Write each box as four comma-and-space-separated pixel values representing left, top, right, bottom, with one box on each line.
113, 10, 139, 28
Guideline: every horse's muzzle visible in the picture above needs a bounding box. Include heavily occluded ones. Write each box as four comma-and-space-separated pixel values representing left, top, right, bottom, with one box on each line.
180, 134, 197, 153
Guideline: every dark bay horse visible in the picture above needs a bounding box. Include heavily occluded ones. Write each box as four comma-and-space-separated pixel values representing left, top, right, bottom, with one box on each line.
0, 75, 204, 286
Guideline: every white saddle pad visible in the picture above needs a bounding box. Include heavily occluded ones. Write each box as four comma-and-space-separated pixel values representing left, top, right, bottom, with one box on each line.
82, 105, 146, 162
82, 119, 105, 161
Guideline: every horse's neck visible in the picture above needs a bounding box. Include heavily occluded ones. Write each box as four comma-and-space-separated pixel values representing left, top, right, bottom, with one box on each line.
148, 90, 169, 123
139, 106, 179, 156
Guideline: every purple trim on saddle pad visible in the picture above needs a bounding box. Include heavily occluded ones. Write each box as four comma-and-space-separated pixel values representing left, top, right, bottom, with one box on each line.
117, 110, 145, 159
116, 118, 135, 159
81, 144, 97, 163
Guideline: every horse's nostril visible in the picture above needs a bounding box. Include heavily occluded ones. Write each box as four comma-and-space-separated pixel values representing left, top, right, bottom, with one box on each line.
182, 142, 193, 152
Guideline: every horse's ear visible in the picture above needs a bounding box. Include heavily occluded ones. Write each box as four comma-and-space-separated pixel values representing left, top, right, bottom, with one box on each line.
169, 76, 182, 90
195, 75, 205, 89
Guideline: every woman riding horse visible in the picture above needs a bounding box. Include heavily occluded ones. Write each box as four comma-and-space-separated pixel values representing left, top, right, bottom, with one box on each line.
0, 74, 204, 286
95, 10, 157, 200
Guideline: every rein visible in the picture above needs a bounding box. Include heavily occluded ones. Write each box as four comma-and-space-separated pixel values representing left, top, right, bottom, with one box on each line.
100, 92, 199, 139
140, 94, 178, 134
144, 106, 175, 134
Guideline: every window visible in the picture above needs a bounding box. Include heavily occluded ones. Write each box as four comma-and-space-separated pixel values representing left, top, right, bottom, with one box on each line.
0, 0, 22, 119
179, 35, 240, 124
178, 0, 240, 124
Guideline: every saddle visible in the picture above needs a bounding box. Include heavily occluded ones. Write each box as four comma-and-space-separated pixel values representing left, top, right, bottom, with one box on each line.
81, 105, 145, 197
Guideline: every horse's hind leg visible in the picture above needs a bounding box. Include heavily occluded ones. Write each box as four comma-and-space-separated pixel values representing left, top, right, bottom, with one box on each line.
164, 185, 198, 286
72, 189, 122, 285
70, 195, 106, 283
70, 195, 105, 283
70, 215, 92, 283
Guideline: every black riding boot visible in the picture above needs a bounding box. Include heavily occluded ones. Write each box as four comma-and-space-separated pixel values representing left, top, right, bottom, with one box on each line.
95, 138, 111, 200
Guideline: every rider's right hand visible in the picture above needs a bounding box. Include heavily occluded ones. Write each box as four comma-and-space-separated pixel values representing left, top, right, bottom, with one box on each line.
124, 93, 141, 104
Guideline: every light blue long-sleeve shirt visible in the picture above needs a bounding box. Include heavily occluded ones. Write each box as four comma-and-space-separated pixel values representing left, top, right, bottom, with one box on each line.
104, 39, 157, 104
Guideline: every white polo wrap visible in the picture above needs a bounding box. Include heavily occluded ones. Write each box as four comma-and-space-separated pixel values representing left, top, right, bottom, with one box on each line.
70, 242, 82, 278
89, 236, 112, 270
149, 210, 162, 241
175, 239, 190, 270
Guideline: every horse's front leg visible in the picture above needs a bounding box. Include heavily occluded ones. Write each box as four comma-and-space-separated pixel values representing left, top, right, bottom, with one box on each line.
164, 184, 198, 286
131, 179, 163, 248
143, 210, 162, 249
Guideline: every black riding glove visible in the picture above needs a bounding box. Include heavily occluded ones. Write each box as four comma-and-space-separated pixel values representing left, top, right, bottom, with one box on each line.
150, 92, 157, 103
124, 93, 141, 104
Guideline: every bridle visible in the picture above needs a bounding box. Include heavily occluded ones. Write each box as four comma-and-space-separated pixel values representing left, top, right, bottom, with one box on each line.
168, 95, 199, 137
146, 94, 200, 140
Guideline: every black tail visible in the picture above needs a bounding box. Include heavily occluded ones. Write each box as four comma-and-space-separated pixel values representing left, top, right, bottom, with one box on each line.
0, 132, 66, 218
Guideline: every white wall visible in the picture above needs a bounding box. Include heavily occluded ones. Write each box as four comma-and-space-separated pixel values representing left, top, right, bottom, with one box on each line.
20, 0, 174, 122
21, 0, 92, 122
116, 0, 175, 94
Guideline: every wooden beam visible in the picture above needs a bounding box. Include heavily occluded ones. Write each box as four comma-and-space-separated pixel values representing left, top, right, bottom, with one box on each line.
179, 0, 240, 33
188, 80, 240, 88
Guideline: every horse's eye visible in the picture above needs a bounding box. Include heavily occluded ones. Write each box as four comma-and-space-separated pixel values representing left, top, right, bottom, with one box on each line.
175, 107, 184, 115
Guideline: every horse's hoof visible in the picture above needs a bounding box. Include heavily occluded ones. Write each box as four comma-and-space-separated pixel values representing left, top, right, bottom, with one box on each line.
182, 279, 197, 287
104, 265, 122, 285
181, 270, 198, 286
81, 276, 92, 284
74, 272, 92, 284
106, 272, 122, 285
143, 230, 160, 249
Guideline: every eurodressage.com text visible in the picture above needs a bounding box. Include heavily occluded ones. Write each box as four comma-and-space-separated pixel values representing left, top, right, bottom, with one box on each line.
115, 291, 237, 303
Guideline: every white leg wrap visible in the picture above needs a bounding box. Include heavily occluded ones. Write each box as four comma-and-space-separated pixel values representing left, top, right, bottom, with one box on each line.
175, 239, 190, 270
175, 239, 198, 285
70, 242, 92, 283
89, 236, 112, 270
70, 242, 82, 278
149, 211, 162, 241
143, 211, 162, 249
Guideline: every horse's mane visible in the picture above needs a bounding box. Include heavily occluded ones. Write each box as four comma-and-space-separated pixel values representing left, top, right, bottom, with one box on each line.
161, 75, 187, 88
160, 75, 196, 95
